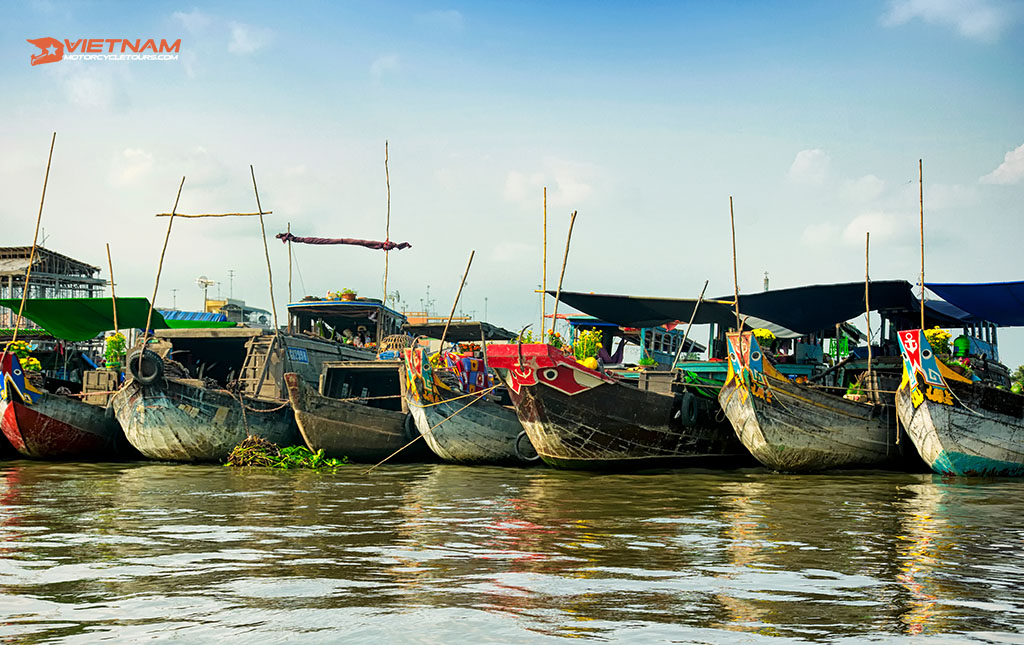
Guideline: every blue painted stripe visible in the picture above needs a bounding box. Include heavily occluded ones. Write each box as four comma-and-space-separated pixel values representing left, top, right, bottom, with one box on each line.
931, 450, 1024, 477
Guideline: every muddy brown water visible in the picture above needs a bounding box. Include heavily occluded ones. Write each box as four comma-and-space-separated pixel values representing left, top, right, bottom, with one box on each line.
1, 461, 1022, 643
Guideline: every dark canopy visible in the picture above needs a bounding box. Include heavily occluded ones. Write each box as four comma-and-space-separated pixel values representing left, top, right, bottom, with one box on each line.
549, 280, 967, 335
926, 281, 1024, 327
0, 297, 168, 341
404, 321, 516, 342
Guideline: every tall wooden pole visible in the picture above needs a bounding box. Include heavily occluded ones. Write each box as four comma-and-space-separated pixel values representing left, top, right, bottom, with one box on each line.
106, 243, 118, 333
549, 210, 578, 338
143, 177, 186, 347
439, 250, 474, 350
250, 166, 279, 334
865, 231, 872, 384
9, 132, 56, 348
672, 280, 709, 371
730, 196, 741, 332
286, 222, 293, 333
379, 141, 391, 349
919, 159, 925, 330
541, 186, 547, 337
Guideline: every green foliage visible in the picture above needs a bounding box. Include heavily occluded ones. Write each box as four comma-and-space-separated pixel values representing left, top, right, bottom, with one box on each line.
1012, 366, 1024, 390
5, 341, 41, 371
226, 436, 348, 470
638, 356, 658, 367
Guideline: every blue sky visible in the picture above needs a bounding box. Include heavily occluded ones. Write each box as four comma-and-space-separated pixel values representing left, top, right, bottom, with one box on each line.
2, 1, 1023, 361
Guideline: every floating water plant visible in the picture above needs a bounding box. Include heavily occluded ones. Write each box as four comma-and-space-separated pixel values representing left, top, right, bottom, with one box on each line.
225, 436, 347, 470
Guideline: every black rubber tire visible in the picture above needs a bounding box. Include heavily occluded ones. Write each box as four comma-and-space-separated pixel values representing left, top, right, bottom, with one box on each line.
127, 349, 163, 385
514, 430, 541, 463
679, 392, 699, 427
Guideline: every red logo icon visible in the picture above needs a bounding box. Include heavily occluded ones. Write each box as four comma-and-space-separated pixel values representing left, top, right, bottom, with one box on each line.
27, 37, 64, 65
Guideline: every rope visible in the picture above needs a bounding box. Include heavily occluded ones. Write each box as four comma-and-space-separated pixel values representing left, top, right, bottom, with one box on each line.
364, 385, 495, 474
407, 384, 499, 409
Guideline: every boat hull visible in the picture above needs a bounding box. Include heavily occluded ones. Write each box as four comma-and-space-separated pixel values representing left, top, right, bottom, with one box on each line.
111, 378, 298, 462
720, 332, 907, 472
285, 372, 428, 463
403, 346, 536, 465
0, 395, 128, 460
895, 329, 1024, 476
487, 344, 747, 471
407, 392, 532, 464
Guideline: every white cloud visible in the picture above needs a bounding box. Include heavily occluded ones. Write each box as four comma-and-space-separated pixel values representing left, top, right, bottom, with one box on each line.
173, 8, 212, 33
370, 54, 400, 80
980, 143, 1024, 184
801, 222, 839, 247
110, 148, 154, 186
503, 158, 596, 209
492, 242, 535, 262
228, 22, 273, 54
788, 149, 831, 185
840, 174, 886, 203
503, 170, 545, 204
842, 211, 910, 245
179, 146, 229, 188
419, 9, 465, 32
881, 0, 1016, 43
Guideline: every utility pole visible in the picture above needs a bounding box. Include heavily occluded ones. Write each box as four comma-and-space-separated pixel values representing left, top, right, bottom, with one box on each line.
228, 269, 235, 298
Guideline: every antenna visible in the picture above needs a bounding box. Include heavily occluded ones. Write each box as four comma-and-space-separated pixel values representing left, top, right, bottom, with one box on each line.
228, 269, 235, 298
196, 275, 215, 311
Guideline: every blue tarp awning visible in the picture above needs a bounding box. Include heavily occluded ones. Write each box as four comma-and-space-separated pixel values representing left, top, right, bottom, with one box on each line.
925, 282, 1024, 327
157, 309, 229, 322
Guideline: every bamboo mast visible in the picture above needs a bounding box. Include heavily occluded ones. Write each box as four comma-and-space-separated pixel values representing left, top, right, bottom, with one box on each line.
142, 177, 186, 351
729, 196, 745, 364
541, 186, 547, 337
286, 222, 293, 333
865, 231, 872, 388
250, 166, 279, 334
9, 132, 56, 348
549, 210, 578, 339
672, 280, 709, 371
919, 159, 925, 331
438, 250, 474, 350
106, 243, 118, 333
379, 141, 391, 350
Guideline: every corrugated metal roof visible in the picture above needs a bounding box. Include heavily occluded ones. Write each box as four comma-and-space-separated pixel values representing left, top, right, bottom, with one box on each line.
157, 309, 229, 322
0, 258, 33, 275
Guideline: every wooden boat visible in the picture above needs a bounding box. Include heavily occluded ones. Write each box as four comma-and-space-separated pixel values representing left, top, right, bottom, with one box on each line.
403, 344, 536, 464
1, 352, 130, 459
718, 331, 909, 472
112, 299, 409, 462
285, 362, 431, 463
0, 297, 166, 460
895, 328, 1024, 476
113, 369, 296, 462
486, 343, 747, 470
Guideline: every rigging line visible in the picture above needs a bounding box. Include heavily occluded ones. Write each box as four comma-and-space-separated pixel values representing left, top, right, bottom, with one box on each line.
292, 246, 308, 296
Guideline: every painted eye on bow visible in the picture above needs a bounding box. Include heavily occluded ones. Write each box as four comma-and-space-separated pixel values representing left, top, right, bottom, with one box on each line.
541, 368, 559, 381
750, 351, 761, 361
13, 369, 21, 376
921, 349, 933, 360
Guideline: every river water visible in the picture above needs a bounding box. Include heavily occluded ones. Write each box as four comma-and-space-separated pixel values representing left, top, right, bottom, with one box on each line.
1, 461, 1022, 643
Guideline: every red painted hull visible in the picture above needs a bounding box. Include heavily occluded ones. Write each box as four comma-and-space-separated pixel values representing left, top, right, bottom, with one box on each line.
0, 395, 128, 460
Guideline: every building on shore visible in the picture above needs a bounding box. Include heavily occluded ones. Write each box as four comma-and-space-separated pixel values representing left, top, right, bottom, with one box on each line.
0, 246, 108, 334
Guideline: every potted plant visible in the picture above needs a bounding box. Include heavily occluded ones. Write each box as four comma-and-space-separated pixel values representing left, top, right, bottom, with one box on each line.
340, 288, 357, 301
104, 332, 126, 370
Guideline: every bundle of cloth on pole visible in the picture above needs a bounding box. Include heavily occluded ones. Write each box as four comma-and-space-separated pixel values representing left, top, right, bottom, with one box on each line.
276, 232, 411, 251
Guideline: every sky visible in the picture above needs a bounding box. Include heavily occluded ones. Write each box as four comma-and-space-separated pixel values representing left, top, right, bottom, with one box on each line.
1, 1, 1023, 362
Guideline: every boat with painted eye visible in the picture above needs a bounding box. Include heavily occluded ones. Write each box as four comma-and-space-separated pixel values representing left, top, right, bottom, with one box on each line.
894, 281, 1024, 477
402, 321, 538, 465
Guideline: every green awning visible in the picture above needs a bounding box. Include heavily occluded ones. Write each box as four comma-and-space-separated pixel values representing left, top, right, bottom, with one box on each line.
0, 298, 170, 341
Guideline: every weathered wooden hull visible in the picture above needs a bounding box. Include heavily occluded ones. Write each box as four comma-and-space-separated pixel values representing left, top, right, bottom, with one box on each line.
285, 373, 428, 463
896, 381, 1024, 476
406, 392, 533, 464
505, 375, 746, 470
111, 378, 298, 462
0, 393, 131, 460
719, 372, 905, 472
